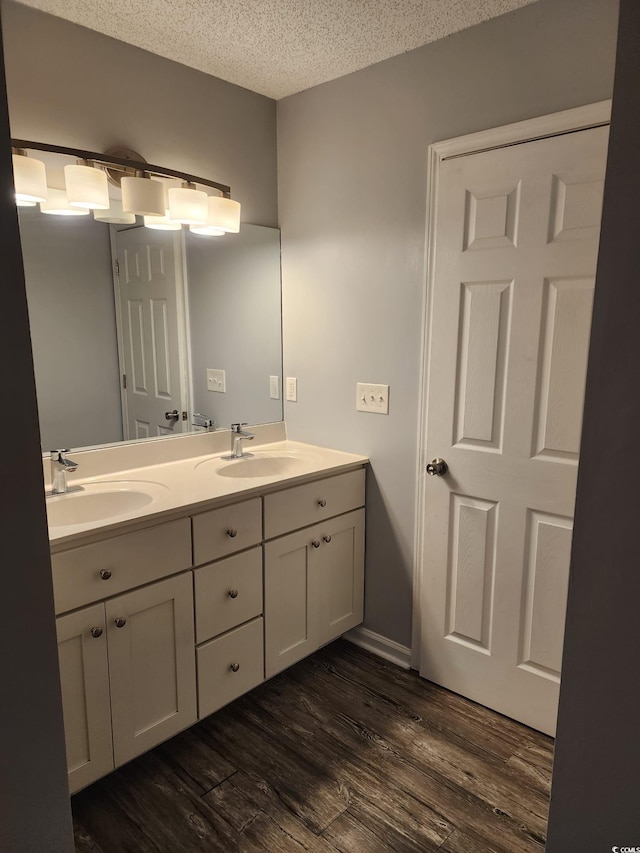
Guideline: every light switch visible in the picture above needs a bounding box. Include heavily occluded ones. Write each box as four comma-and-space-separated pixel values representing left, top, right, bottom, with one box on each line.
270, 375, 280, 399
286, 377, 297, 402
356, 382, 389, 414
207, 368, 226, 393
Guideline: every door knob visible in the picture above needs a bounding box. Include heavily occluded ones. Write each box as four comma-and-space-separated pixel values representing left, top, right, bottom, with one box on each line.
165, 410, 179, 422
426, 458, 448, 476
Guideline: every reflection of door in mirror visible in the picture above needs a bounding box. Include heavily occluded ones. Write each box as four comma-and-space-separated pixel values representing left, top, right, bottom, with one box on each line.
114, 228, 189, 441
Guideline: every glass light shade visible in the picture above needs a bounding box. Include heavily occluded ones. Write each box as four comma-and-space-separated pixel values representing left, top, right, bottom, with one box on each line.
93, 200, 136, 225
206, 195, 241, 233
16, 200, 37, 208
65, 164, 109, 210
168, 186, 207, 224
12, 153, 48, 204
121, 176, 165, 216
40, 187, 90, 216
144, 211, 181, 231
189, 224, 225, 236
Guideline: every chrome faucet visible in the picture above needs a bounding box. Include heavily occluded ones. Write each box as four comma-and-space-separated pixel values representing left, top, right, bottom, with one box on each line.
192, 413, 216, 432
225, 423, 255, 459
50, 449, 79, 494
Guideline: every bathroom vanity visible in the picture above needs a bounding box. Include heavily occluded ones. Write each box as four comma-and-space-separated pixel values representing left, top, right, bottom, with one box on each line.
47, 429, 367, 793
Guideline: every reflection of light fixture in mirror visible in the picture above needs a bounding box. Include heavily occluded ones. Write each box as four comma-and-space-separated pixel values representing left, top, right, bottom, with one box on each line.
206, 195, 241, 233
189, 196, 230, 236
65, 160, 110, 210
93, 200, 136, 225
40, 187, 91, 216
12, 148, 48, 206
121, 170, 165, 216
144, 212, 181, 231
168, 182, 207, 224
189, 224, 225, 236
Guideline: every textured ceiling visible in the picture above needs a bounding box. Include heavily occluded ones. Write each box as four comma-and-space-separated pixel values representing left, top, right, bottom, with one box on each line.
16, 0, 538, 99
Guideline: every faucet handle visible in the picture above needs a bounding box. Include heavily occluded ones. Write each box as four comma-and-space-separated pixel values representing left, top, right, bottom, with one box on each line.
50, 449, 69, 460
231, 423, 248, 433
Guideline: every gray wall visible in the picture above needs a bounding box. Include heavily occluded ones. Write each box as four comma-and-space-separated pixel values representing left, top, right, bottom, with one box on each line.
277, 0, 620, 647
2, 0, 277, 228
18, 206, 122, 450
0, 12, 73, 849
187, 225, 283, 428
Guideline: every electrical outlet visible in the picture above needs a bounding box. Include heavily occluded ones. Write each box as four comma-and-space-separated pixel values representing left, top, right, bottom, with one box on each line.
207, 368, 226, 393
270, 375, 280, 399
286, 377, 297, 402
356, 382, 389, 414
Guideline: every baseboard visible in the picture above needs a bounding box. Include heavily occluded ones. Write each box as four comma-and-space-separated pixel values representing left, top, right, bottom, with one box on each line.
343, 626, 411, 670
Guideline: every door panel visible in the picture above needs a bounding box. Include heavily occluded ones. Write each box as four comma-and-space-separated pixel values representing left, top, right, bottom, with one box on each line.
420, 125, 608, 735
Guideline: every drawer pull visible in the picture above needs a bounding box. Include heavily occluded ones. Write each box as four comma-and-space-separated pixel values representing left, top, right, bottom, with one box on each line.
227, 528, 238, 538
230, 662, 240, 673
228, 589, 239, 599
311, 540, 321, 549
90, 626, 103, 639
99, 569, 112, 580
323, 535, 332, 543
317, 499, 327, 507
114, 617, 127, 628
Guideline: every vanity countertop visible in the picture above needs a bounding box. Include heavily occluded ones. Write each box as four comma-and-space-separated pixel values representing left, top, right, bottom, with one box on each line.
47, 439, 369, 551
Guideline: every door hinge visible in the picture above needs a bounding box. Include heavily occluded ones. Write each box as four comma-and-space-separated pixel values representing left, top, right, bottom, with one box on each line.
182, 411, 188, 421
122, 373, 127, 389
115, 258, 120, 277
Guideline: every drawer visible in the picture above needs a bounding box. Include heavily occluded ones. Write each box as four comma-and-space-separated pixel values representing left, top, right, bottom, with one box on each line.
194, 547, 263, 644
51, 518, 192, 615
263, 468, 366, 540
192, 497, 262, 566
197, 617, 264, 719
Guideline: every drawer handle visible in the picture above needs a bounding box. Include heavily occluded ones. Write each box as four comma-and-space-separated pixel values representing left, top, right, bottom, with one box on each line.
227, 528, 238, 538
114, 617, 127, 628
323, 535, 332, 543
228, 589, 239, 599
90, 626, 103, 639
99, 569, 112, 581
230, 662, 240, 673
312, 540, 321, 549
317, 499, 327, 507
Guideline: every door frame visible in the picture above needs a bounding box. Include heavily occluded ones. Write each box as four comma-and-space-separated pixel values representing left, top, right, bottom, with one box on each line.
410, 100, 612, 670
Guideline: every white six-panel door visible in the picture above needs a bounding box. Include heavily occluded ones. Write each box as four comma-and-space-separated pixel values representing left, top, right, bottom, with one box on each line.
419, 125, 608, 735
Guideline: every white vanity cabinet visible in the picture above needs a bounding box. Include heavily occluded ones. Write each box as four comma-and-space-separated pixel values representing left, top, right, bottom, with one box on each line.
263, 470, 366, 678
52, 518, 196, 793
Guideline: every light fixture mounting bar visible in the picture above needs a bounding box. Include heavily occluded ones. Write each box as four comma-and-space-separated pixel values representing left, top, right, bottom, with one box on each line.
11, 138, 232, 197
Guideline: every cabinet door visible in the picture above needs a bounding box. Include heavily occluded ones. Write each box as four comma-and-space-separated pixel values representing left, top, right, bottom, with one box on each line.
106, 572, 197, 766
264, 527, 322, 678
316, 508, 365, 645
56, 604, 114, 793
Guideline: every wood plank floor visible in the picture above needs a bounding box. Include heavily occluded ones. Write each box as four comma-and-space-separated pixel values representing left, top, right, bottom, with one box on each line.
72, 640, 553, 852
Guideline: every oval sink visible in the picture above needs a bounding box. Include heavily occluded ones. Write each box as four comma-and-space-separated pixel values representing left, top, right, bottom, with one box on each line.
197, 450, 322, 479
47, 481, 168, 528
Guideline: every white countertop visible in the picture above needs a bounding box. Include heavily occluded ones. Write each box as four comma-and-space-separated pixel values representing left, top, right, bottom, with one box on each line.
47, 440, 369, 551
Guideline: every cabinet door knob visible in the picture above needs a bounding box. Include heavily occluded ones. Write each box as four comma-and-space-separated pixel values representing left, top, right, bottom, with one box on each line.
99, 569, 112, 580
323, 535, 332, 543
317, 498, 327, 507
228, 589, 239, 599
114, 617, 127, 628
90, 626, 103, 638
227, 528, 238, 538
230, 662, 240, 673
311, 540, 321, 548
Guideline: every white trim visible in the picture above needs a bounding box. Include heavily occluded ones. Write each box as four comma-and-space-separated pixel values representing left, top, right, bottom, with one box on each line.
411, 100, 612, 672
344, 626, 411, 670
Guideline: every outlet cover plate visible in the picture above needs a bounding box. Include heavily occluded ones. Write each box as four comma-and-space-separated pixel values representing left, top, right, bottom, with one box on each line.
357, 382, 389, 414
207, 368, 226, 393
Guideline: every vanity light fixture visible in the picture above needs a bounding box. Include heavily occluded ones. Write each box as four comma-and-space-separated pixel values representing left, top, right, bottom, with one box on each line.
64, 160, 110, 210
168, 181, 208, 225
40, 187, 91, 216
190, 224, 225, 236
12, 148, 48, 206
93, 199, 136, 225
11, 138, 240, 233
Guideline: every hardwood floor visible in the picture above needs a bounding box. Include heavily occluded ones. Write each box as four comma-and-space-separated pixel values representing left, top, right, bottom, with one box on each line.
72, 640, 553, 852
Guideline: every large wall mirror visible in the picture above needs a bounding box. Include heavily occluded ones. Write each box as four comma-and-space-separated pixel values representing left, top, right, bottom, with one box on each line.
18, 201, 283, 454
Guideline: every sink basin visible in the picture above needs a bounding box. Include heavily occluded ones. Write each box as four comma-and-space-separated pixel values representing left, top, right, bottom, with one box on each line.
46, 481, 168, 528
197, 449, 322, 480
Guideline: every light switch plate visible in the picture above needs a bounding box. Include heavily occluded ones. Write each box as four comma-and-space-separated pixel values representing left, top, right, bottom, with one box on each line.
286, 377, 297, 402
207, 368, 226, 393
356, 382, 389, 414
270, 375, 280, 399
